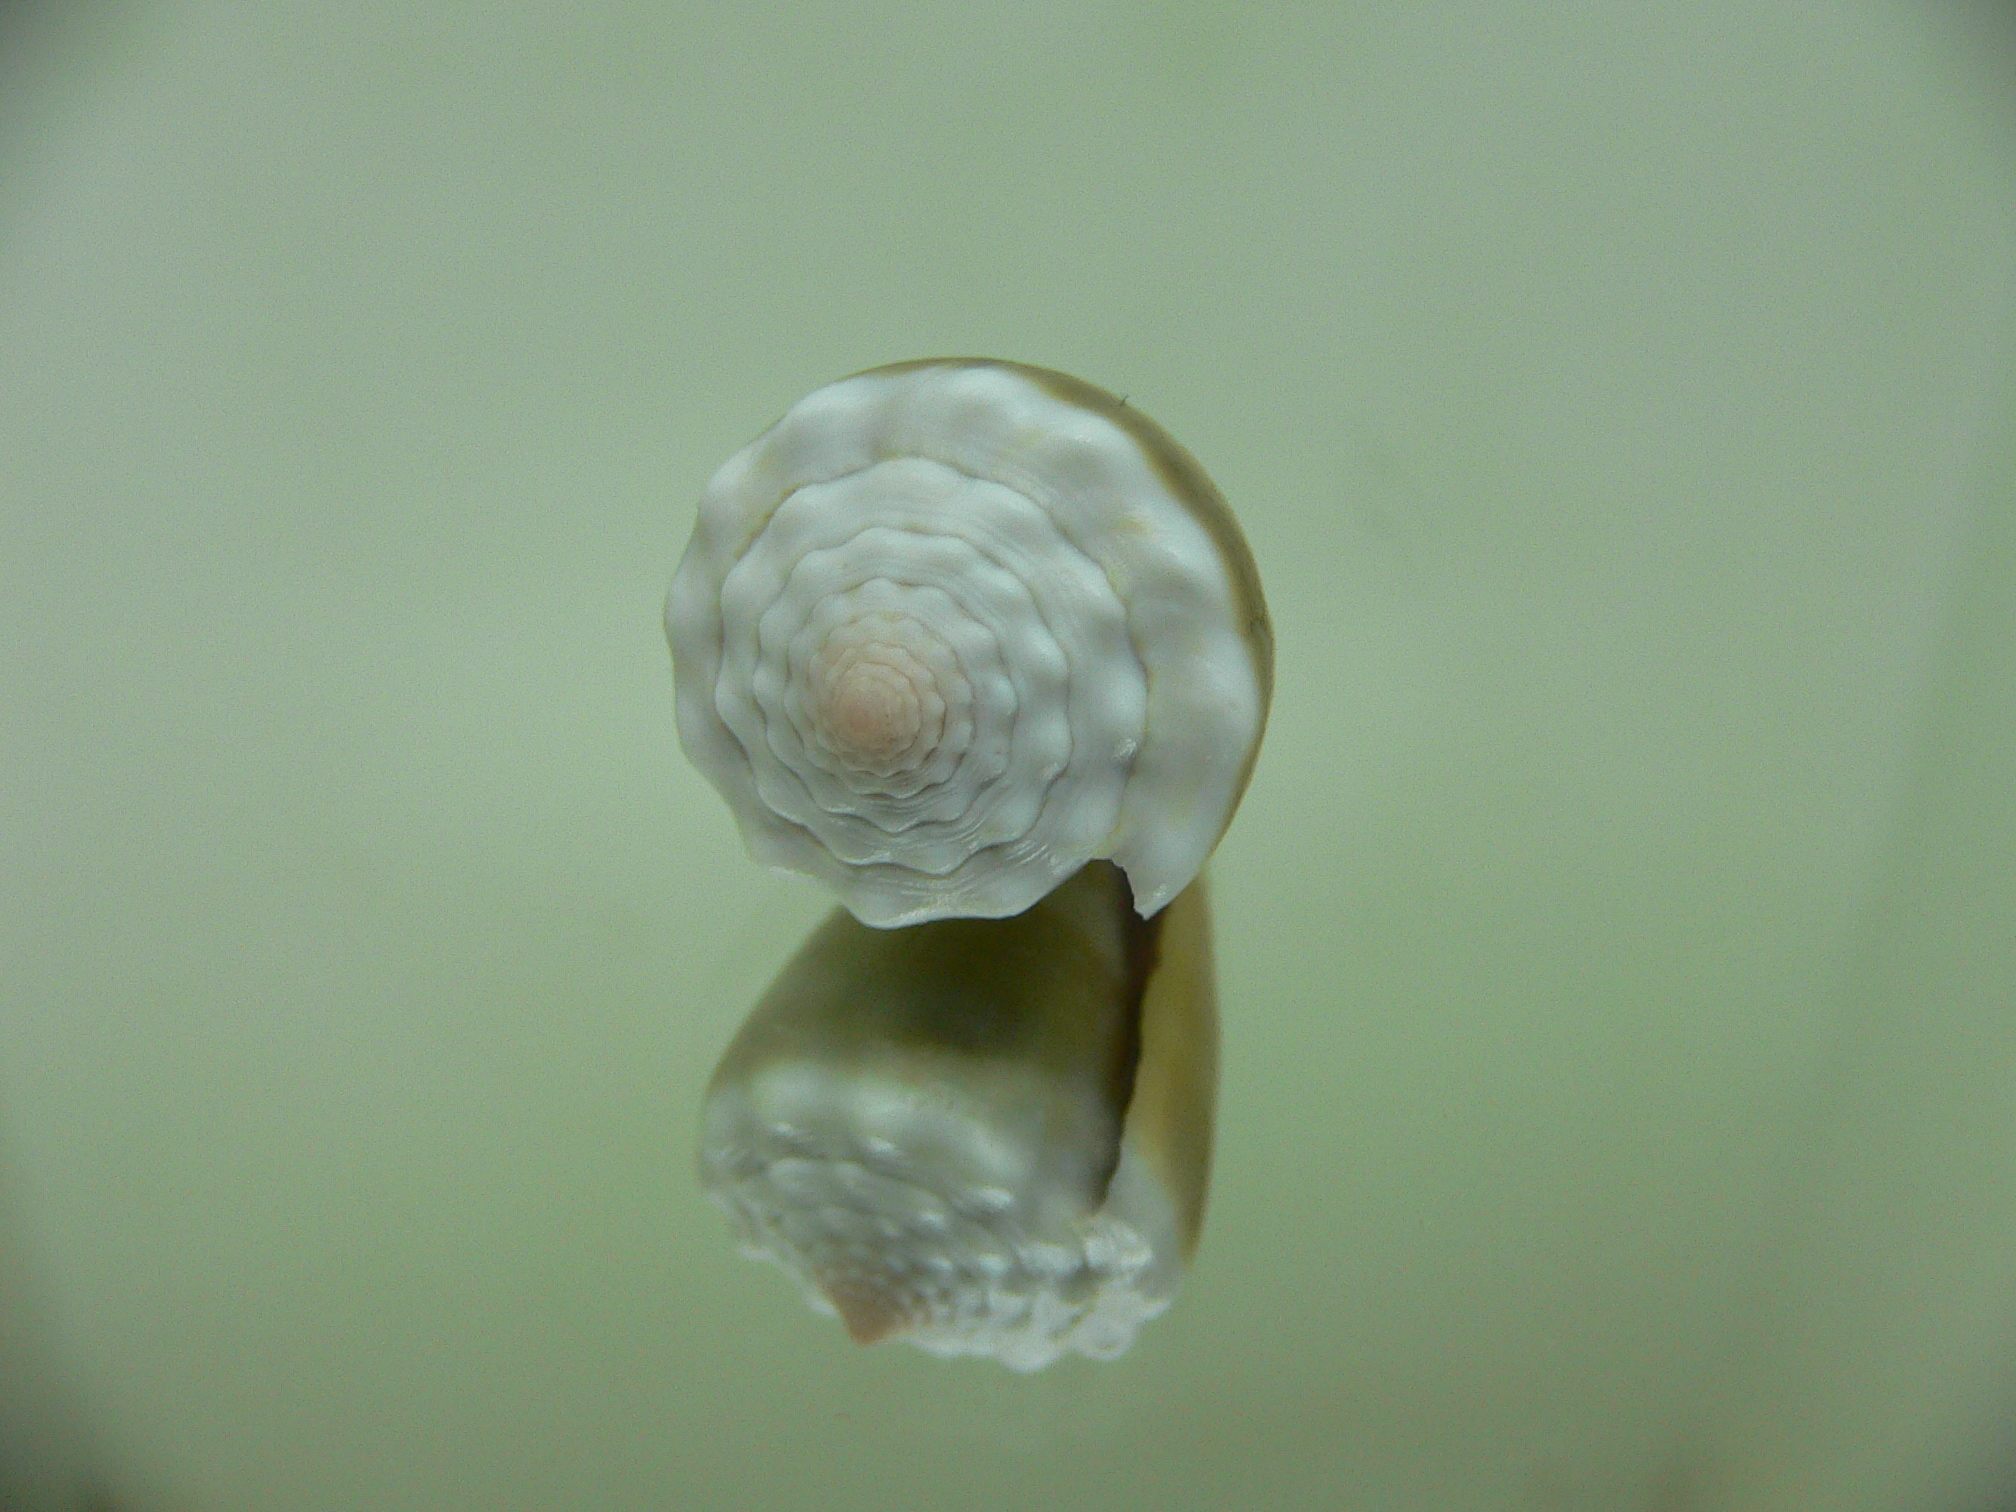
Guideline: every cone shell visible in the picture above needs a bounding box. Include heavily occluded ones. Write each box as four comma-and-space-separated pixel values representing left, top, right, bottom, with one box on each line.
668, 359, 1271, 927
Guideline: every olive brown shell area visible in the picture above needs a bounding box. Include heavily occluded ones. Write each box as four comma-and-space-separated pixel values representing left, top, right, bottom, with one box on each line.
696, 862, 1219, 1371
667, 357, 1272, 928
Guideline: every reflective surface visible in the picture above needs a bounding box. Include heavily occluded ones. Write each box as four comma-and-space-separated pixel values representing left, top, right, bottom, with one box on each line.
2, 3, 2015, 1509
699, 864, 1216, 1370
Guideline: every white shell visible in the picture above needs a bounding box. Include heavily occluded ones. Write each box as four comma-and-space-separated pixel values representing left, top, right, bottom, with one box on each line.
668, 359, 1270, 927
698, 863, 1219, 1370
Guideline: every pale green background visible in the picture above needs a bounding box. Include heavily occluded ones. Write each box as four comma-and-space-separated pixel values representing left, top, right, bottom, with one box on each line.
3, 3, 2016, 1510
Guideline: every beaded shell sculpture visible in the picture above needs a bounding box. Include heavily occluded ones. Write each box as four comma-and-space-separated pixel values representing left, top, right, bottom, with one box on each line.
667, 359, 1271, 928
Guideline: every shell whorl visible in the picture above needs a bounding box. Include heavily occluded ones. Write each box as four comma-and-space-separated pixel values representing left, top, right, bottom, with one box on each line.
669, 359, 1270, 928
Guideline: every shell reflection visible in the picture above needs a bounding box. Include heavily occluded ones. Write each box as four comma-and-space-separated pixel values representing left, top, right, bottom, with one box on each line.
698, 862, 1218, 1370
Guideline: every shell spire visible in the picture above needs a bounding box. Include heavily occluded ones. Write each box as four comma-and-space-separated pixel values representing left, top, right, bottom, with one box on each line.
668, 359, 1271, 927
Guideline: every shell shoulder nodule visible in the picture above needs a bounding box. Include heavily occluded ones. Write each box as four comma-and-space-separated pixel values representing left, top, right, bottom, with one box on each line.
668, 358, 1270, 926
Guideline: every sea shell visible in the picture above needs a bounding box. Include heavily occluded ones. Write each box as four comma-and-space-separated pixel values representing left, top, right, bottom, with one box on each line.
668, 359, 1271, 927
697, 862, 1218, 1370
